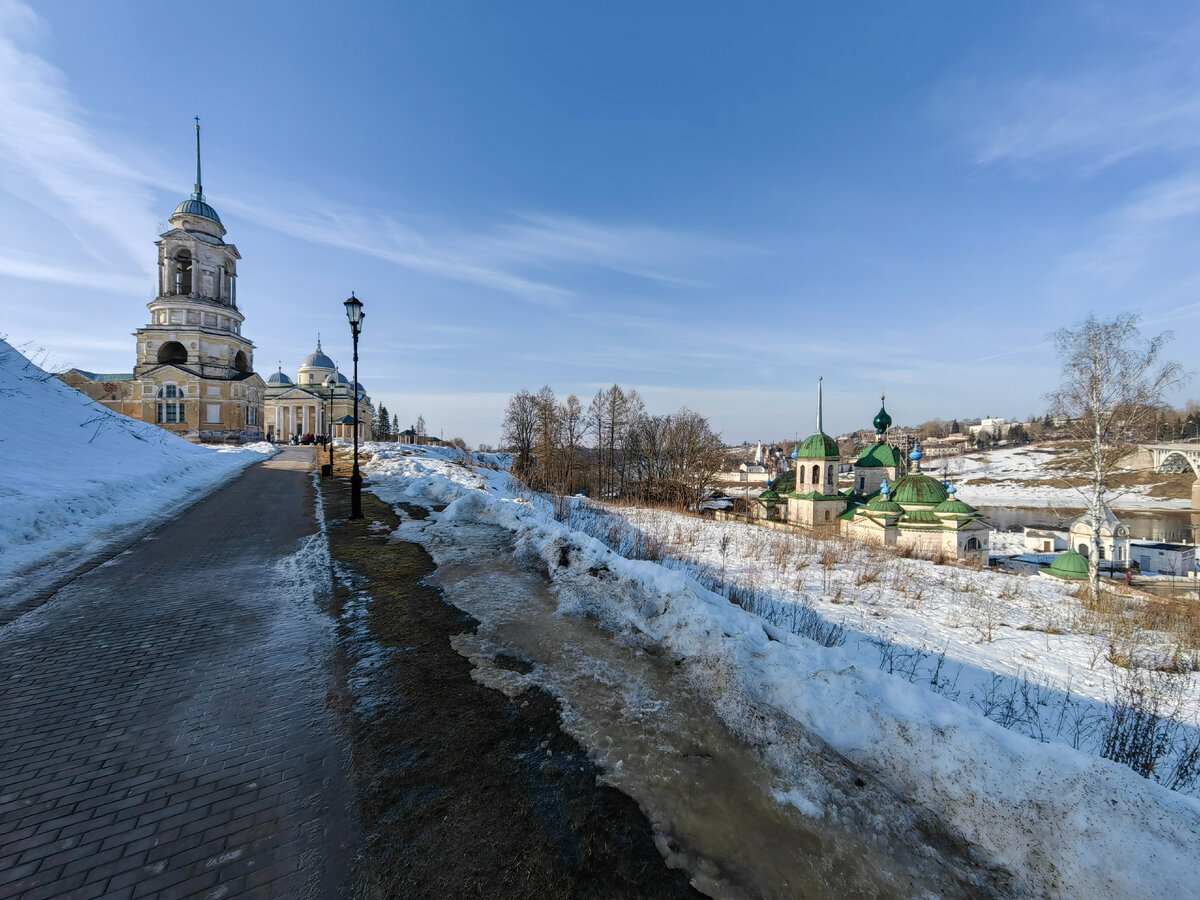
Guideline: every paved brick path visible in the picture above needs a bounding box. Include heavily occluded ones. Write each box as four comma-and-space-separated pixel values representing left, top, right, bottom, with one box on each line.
0, 448, 356, 899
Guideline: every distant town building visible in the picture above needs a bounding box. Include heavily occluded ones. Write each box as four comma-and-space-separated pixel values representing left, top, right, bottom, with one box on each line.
59, 125, 265, 443
1024, 529, 1068, 554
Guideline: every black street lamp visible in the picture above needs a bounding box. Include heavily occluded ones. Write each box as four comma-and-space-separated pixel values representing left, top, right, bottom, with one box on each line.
344, 292, 365, 519
320, 376, 335, 477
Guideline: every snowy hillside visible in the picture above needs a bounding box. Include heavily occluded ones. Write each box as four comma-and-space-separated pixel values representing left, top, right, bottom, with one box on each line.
943, 444, 1191, 509
0, 339, 273, 609
356, 444, 1200, 899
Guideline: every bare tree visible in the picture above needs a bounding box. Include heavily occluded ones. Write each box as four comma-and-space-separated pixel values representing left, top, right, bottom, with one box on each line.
533, 385, 561, 490
415, 414, 426, 437
1049, 313, 1189, 600
501, 390, 538, 477
560, 393, 587, 493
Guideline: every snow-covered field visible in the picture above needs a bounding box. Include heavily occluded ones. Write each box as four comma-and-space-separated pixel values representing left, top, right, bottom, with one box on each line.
357, 444, 1200, 898
0, 339, 275, 609
942, 444, 1190, 509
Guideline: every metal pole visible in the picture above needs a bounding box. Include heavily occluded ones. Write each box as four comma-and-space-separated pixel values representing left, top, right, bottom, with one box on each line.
327, 387, 334, 471
350, 328, 363, 519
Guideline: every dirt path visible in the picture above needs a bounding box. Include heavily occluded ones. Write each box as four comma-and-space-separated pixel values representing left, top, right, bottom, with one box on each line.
321, 475, 701, 899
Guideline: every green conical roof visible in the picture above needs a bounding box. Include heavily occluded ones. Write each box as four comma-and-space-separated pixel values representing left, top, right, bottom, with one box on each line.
855, 442, 902, 469
889, 473, 949, 506
796, 432, 839, 459
1047, 549, 1089, 580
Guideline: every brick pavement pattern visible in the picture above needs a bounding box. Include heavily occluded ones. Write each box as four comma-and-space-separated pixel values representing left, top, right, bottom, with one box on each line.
0, 448, 356, 899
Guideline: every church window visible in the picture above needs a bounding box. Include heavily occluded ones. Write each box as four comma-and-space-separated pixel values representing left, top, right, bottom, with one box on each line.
1098, 546, 1106, 560
1116, 546, 1123, 561
966, 537, 982, 551
156, 384, 184, 424
233, 350, 249, 373
811, 465, 820, 485
205, 404, 220, 424
174, 251, 192, 294
859, 476, 864, 491
1078, 543, 1089, 558
798, 467, 805, 485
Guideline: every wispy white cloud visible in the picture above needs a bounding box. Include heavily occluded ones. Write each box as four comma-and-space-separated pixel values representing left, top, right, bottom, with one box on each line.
0, 1, 159, 273
0, 250, 146, 293
940, 19, 1200, 173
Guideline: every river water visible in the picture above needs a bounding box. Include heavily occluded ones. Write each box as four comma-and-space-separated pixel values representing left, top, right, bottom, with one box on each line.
419, 519, 1010, 899
980, 505, 1199, 544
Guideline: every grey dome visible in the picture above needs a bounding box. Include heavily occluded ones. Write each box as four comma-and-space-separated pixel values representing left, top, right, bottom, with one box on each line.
174, 197, 222, 225
336, 372, 351, 384
267, 370, 292, 385
301, 350, 336, 370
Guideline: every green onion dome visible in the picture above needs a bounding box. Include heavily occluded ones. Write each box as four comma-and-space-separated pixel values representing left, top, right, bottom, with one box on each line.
873, 403, 892, 434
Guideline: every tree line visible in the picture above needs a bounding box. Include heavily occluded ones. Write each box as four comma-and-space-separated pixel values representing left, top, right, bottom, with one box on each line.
501, 384, 726, 509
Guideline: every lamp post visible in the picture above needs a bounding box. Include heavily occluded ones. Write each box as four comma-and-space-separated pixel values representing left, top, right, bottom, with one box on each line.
344, 292, 365, 519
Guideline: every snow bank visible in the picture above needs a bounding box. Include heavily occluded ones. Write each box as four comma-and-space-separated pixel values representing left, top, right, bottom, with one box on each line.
946, 444, 1190, 509
0, 340, 274, 607
360, 446, 1200, 897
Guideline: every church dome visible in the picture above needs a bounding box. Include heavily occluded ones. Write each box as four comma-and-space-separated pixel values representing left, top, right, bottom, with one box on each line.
933, 498, 978, 517
865, 496, 903, 514
302, 350, 335, 370
174, 197, 222, 225
873, 403, 892, 434
267, 370, 292, 385
1046, 549, 1089, 581
889, 473, 949, 506
796, 432, 839, 459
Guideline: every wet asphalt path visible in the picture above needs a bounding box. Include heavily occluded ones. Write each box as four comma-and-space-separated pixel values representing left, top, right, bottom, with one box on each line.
0, 448, 355, 899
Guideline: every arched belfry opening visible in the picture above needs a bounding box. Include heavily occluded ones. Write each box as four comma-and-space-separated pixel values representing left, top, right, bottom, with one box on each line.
233, 350, 249, 373
174, 250, 193, 295
158, 341, 187, 365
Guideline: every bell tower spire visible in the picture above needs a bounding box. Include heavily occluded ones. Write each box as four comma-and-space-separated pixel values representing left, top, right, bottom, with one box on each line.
816, 376, 824, 434
193, 116, 204, 200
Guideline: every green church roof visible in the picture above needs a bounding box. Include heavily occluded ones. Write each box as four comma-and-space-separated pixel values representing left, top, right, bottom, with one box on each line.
865, 496, 903, 514
855, 442, 902, 469
772, 470, 796, 494
900, 509, 942, 526
1046, 549, 1090, 580
934, 498, 978, 516
757, 490, 780, 501
889, 473, 949, 506
796, 432, 839, 459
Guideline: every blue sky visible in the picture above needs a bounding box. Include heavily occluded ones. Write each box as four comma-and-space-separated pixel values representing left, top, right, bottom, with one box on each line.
1, 0, 1197, 446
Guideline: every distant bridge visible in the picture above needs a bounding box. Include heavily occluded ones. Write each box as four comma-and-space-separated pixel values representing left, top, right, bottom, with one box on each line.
1145, 443, 1200, 477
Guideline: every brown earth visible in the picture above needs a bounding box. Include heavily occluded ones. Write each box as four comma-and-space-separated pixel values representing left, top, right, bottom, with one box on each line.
321, 456, 702, 899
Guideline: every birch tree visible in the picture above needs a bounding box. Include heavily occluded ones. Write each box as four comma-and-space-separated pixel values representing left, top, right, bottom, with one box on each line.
1048, 313, 1188, 600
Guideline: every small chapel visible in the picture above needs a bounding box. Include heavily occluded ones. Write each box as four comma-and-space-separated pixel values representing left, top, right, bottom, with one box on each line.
749, 381, 991, 564
59, 124, 266, 442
